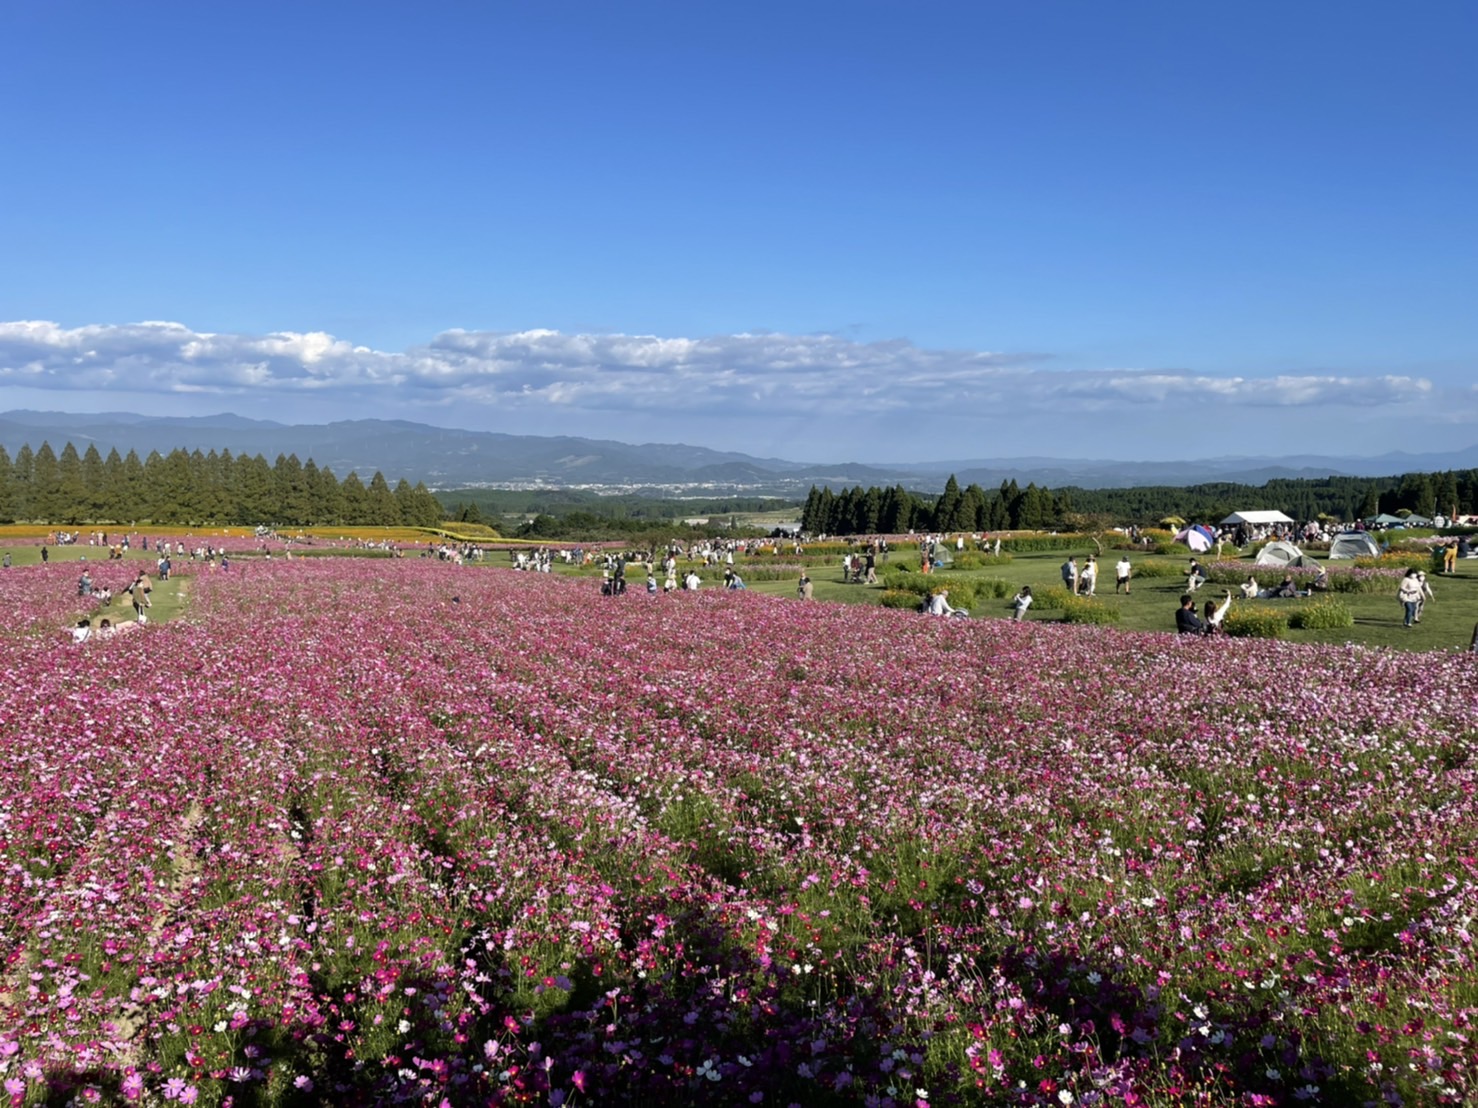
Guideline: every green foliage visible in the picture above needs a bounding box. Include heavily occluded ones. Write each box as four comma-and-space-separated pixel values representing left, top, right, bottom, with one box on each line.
949, 550, 1013, 569
1031, 586, 1075, 611
0, 438, 446, 527
1288, 597, 1355, 630
1356, 552, 1429, 571
971, 577, 1013, 599
998, 533, 1090, 553
877, 565, 930, 593
879, 589, 925, 610
1057, 594, 1121, 624
1222, 607, 1288, 639
1128, 560, 1185, 579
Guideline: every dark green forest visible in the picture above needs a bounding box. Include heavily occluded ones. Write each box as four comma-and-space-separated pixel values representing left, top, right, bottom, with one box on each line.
0, 441, 445, 527
800, 469, 1477, 535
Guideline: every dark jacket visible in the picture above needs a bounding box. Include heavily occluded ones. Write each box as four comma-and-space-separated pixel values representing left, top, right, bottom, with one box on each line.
1176, 606, 1204, 634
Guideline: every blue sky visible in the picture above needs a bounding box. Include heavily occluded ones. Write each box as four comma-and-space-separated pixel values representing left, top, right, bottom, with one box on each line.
2, 2, 1474, 463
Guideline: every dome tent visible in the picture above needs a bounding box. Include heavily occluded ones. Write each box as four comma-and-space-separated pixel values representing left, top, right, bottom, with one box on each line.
1328, 531, 1381, 560
1254, 540, 1306, 568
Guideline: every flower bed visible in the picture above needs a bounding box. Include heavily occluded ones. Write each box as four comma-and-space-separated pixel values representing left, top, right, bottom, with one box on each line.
1, 561, 1474, 1105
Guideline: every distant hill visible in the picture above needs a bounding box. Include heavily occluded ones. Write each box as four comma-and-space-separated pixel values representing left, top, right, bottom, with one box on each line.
2, 410, 1475, 494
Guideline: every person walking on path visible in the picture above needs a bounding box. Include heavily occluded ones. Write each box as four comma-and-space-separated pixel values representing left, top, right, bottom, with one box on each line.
1397, 569, 1423, 628
1079, 557, 1098, 597
1115, 555, 1132, 594
1061, 557, 1078, 596
1416, 571, 1434, 622
130, 571, 153, 624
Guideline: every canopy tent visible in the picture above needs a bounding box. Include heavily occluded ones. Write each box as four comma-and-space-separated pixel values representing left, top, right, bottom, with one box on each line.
1401, 515, 1433, 527
1329, 531, 1381, 560
1220, 510, 1295, 526
1367, 514, 1405, 526
1175, 524, 1216, 553
1255, 540, 1306, 568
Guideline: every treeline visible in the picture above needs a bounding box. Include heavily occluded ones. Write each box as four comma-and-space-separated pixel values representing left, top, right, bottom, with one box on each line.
442, 487, 794, 521
801, 477, 1066, 534
0, 441, 445, 527
801, 469, 1478, 534
514, 511, 771, 542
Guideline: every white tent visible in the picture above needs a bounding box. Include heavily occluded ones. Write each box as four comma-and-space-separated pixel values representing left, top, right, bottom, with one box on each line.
1221, 510, 1295, 526
1328, 531, 1381, 560
1255, 540, 1306, 568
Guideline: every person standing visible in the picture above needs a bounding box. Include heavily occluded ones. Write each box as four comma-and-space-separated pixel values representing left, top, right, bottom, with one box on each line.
1397, 569, 1423, 628
1444, 541, 1459, 574
797, 572, 814, 600
1079, 557, 1098, 597
1115, 555, 1132, 594
130, 571, 153, 624
1012, 586, 1033, 621
1415, 571, 1434, 623
1061, 557, 1078, 596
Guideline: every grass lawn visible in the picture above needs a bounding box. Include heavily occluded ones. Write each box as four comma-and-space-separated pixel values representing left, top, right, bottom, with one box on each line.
547, 546, 1478, 653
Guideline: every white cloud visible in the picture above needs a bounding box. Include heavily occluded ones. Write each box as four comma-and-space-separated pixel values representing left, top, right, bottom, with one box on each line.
0, 320, 1466, 455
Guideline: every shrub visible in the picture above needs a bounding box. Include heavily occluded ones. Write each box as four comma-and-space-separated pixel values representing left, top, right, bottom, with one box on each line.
1356, 553, 1429, 572
950, 551, 1013, 569
1287, 597, 1354, 630
1058, 595, 1121, 625
878, 566, 930, 594
1222, 607, 1287, 639
998, 533, 1091, 554
936, 582, 978, 609
1128, 560, 1186, 579
880, 589, 925, 610
1032, 586, 1075, 611
972, 578, 1012, 599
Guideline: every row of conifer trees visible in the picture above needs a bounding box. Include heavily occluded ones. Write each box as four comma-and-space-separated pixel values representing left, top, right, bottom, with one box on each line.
0, 441, 445, 527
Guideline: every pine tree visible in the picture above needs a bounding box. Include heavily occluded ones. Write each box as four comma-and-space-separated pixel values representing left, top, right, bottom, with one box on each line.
934, 475, 964, 532
0, 446, 13, 522
340, 472, 370, 524
119, 450, 146, 523
80, 444, 107, 520
410, 482, 445, 527
31, 443, 61, 522
367, 471, 402, 526
315, 467, 346, 525
56, 443, 88, 523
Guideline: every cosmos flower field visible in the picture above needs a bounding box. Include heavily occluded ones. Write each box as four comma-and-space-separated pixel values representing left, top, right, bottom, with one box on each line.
2, 561, 1476, 1106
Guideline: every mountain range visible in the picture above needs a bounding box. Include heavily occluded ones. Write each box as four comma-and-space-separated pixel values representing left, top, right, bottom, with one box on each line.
3, 410, 1476, 494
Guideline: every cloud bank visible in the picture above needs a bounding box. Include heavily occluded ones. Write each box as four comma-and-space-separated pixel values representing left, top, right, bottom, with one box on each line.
0, 320, 1467, 458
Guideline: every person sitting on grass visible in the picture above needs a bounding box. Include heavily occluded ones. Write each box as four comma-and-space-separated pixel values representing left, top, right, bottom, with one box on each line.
70, 618, 92, 643
1240, 575, 1260, 599
1186, 559, 1206, 592
927, 589, 960, 617
1176, 594, 1204, 634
